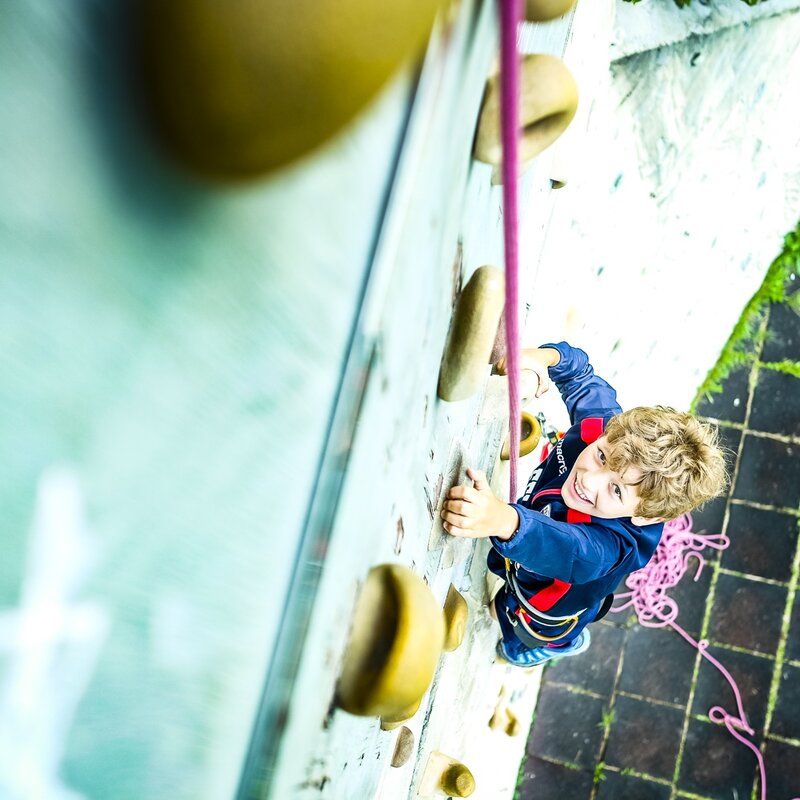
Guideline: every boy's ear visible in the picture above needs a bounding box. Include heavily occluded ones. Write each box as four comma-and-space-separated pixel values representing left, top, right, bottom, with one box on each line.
631, 515, 666, 527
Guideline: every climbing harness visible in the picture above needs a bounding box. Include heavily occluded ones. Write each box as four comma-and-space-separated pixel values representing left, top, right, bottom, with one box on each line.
502, 556, 583, 642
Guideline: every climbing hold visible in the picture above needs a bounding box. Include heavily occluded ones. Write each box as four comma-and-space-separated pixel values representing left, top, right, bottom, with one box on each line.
138, 0, 444, 178
440, 764, 476, 797
380, 698, 421, 731
473, 54, 578, 168
489, 701, 521, 737
336, 564, 445, 718
549, 146, 569, 188
442, 584, 469, 652
390, 726, 416, 768
524, 0, 576, 22
438, 266, 505, 402
500, 410, 542, 460
420, 752, 476, 797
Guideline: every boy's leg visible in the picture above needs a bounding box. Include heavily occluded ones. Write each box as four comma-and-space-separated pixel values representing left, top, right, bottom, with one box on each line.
493, 586, 591, 668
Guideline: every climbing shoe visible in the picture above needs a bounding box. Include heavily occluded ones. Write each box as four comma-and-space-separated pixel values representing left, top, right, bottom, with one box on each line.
496, 628, 591, 668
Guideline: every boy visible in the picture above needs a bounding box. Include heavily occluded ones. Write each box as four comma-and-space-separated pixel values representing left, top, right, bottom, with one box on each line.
441, 341, 727, 668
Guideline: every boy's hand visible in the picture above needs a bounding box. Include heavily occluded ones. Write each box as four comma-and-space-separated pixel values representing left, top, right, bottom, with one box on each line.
494, 347, 559, 399
442, 467, 519, 540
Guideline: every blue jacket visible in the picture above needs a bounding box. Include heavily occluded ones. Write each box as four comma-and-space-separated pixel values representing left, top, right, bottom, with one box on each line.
488, 341, 664, 640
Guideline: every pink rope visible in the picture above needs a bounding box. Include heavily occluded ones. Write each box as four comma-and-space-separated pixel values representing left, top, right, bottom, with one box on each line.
613, 514, 799, 800
499, 0, 523, 501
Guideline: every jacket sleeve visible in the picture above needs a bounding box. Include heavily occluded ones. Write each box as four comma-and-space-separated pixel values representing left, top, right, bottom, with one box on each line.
542, 341, 623, 425
490, 503, 630, 583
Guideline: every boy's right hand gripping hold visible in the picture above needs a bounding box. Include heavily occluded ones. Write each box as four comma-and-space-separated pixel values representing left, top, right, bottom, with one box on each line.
442, 467, 520, 541
494, 346, 560, 399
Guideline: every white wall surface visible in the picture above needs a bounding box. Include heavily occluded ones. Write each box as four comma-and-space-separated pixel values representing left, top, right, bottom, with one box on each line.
524, 7, 800, 413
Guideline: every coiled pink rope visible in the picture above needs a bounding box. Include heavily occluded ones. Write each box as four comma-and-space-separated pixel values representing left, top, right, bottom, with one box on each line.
499, 0, 523, 501
613, 514, 799, 800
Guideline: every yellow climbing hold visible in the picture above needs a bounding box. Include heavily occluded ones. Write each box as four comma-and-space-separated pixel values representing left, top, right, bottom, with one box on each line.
442, 584, 469, 652
438, 266, 505, 402
474, 54, 578, 168
501, 410, 542, 460
336, 564, 445, 718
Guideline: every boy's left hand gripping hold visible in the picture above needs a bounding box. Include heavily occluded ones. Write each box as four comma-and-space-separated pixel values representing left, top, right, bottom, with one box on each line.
442, 467, 520, 541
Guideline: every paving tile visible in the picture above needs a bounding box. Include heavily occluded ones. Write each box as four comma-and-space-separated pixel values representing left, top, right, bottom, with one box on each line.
762, 739, 800, 800
618, 626, 696, 706
721, 504, 798, 582
526, 684, 605, 768
677, 718, 758, 800
760, 301, 800, 363
717, 424, 744, 475
595, 771, 671, 800
748, 368, 800, 439
707, 574, 787, 655
770, 663, 800, 741
516, 757, 594, 800
691, 645, 774, 735
544, 622, 625, 698
695, 368, 750, 425
604, 695, 684, 781
786, 591, 800, 664
732, 434, 800, 509
668, 562, 713, 638
689, 494, 728, 539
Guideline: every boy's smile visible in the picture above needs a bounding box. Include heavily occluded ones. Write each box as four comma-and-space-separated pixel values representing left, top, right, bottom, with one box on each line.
562, 436, 660, 525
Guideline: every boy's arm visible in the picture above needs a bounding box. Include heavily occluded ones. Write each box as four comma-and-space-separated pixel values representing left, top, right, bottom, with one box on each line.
491, 504, 626, 583
499, 341, 623, 425
443, 469, 628, 583
542, 341, 622, 424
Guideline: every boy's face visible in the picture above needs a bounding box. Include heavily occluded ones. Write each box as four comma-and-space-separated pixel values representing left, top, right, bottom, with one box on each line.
561, 436, 663, 526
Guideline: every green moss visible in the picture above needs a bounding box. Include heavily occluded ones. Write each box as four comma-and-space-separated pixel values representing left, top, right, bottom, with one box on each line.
760, 360, 800, 379
597, 708, 616, 729
691, 221, 800, 412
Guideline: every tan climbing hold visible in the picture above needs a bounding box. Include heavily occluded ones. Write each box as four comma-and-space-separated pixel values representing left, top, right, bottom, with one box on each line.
500, 410, 542, 460
380, 698, 421, 730
390, 726, 416, 768
473, 54, 578, 168
524, 0, 576, 22
489, 703, 521, 737
336, 564, 445, 718
420, 751, 476, 797
138, 0, 445, 178
442, 584, 469, 652
438, 266, 505, 402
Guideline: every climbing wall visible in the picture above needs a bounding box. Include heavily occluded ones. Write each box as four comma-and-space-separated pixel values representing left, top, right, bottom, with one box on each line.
0, 0, 609, 798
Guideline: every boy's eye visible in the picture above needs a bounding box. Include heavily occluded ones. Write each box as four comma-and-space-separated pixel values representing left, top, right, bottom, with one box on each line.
613, 484, 622, 500
598, 448, 606, 465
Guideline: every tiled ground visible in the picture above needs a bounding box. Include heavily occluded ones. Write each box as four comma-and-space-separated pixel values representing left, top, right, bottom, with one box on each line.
517, 289, 800, 799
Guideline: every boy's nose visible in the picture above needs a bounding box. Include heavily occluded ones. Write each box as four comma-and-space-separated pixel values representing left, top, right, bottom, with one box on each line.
581, 469, 603, 494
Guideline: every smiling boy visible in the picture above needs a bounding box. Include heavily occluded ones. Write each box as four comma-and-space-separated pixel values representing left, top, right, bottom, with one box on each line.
442, 342, 727, 667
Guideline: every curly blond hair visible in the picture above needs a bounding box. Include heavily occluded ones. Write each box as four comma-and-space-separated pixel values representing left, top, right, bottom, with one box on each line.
604, 406, 729, 520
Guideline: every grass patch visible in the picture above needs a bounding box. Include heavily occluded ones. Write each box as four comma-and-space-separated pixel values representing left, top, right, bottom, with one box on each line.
691, 221, 800, 411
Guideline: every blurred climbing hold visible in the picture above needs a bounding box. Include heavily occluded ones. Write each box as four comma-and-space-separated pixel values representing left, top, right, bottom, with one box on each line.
138, 0, 445, 178
442, 584, 469, 651
380, 697, 422, 731
390, 726, 416, 768
524, 0, 576, 22
473, 54, 578, 168
336, 564, 444, 718
500, 410, 541, 459
438, 266, 505, 401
